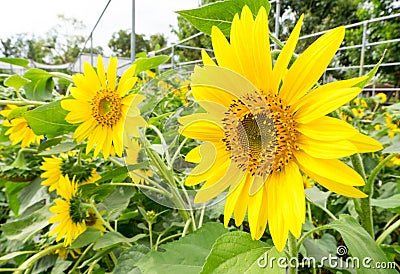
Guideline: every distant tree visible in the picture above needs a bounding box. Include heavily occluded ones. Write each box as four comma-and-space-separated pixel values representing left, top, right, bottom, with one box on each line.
108, 29, 167, 57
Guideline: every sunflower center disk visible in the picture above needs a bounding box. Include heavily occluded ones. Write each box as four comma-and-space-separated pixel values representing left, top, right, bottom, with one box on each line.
91, 88, 122, 127
222, 93, 298, 177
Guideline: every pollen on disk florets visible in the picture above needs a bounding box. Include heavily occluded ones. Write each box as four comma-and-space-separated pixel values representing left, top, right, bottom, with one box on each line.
221, 91, 299, 176
91, 88, 122, 127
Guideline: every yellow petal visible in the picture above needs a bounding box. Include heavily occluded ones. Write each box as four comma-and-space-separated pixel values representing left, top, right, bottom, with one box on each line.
297, 116, 358, 141
179, 120, 225, 142
279, 26, 345, 105
248, 183, 266, 239
294, 87, 361, 124
118, 64, 137, 96
185, 146, 201, 163
96, 55, 106, 87
211, 26, 239, 72
348, 132, 383, 153
223, 173, 248, 226
107, 56, 118, 91
297, 134, 357, 159
271, 14, 304, 93
83, 62, 100, 91
305, 169, 367, 198
294, 150, 365, 186
201, 49, 216, 66
252, 6, 272, 92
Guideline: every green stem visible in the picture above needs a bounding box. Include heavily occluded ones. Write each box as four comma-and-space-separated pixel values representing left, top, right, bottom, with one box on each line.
350, 153, 374, 237
288, 233, 298, 274
14, 243, 64, 274
88, 204, 115, 232
49, 71, 73, 82
296, 225, 330, 250
0, 99, 45, 106
149, 124, 171, 165
376, 217, 400, 245
68, 243, 94, 274
269, 31, 284, 48
148, 221, 154, 249
155, 232, 183, 248
109, 182, 170, 196
170, 137, 188, 166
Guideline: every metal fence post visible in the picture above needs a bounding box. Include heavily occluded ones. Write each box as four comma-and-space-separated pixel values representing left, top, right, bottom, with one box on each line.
274, 0, 281, 49
359, 22, 368, 77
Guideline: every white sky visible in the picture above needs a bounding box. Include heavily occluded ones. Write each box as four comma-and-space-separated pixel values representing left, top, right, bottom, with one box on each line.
0, 0, 200, 55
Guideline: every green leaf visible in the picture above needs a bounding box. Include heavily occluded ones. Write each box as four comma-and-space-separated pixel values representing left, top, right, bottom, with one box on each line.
114, 245, 150, 274
50, 260, 73, 274
37, 137, 63, 153
134, 55, 170, 74
96, 163, 149, 184
0, 57, 29, 68
6, 106, 30, 120
1, 205, 52, 242
98, 186, 135, 220
18, 177, 49, 215
23, 100, 77, 138
354, 54, 385, 88
4, 74, 31, 91
23, 68, 54, 101
326, 215, 397, 274
70, 227, 102, 249
148, 112, 174, 126
252, 247, 287, 273
201, 231, 279, 274
93, 232, 146, 250
136, 223, 228, 274
38, 141, 78, 156
177, 0, 271, 36
5, 181, 30, 215
371, 194, 400, 210
305, 186, 331, 209
382, 144, 400, 154
0, 250, 37, 264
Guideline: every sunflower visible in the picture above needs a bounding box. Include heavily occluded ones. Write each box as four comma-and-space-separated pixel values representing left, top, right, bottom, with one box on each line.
125, 138, 153, 184
48, 175, 87, 246
61, 55, 146, 159
179, 6, 382, 251
40, 153, 100, 192
0, 105, 43, 148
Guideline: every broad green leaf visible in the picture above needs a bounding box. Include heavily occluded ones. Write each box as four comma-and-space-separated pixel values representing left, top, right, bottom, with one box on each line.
4, 74, 31, 91
305, 186, 331, 209
177, 0, 271, 36
0, 250, 37, 264
134, 55, 170, 74
32, 254, 57, 274
98, 186, 135, 220
382, 144, 400, 154
6, 106, 30, 120
37, 137, 63, 153
70, 227, 102, 249
0, 124, 10, 142
147, 112, 174, 126
18, 177, 49, 215
1, 205, 52, 242
303, 235, 355, 273
247, 247, 286, 273
136, 223, 228, 274
95, 163, 149, 184
23, 100, 77, 138
326, 215, 397, 274
23, 68, 54, 101
38, 141, 78, 156
0, 57, 29, 68
5, 181, 30, 215
93, 232, 146, 250
79, 184, 116, 202
114, 245, 150, 274
371, 194, 400, 210
50, 260, 73, 274
201, 231, 279, 274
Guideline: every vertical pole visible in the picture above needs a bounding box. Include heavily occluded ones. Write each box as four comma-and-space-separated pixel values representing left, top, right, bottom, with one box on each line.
90, 34, 93, 66
171, 45, 175, 69
359, 22, 368, 77
131, 0, 136, 64
274, 0, 281, 49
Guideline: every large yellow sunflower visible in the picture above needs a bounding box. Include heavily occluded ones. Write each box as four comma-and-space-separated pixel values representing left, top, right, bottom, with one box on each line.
179, 6, 382, 251
61, 55, 146, 159
0, 105, 43, 148
40, 153, 100, 192
48, 175, 87, 246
